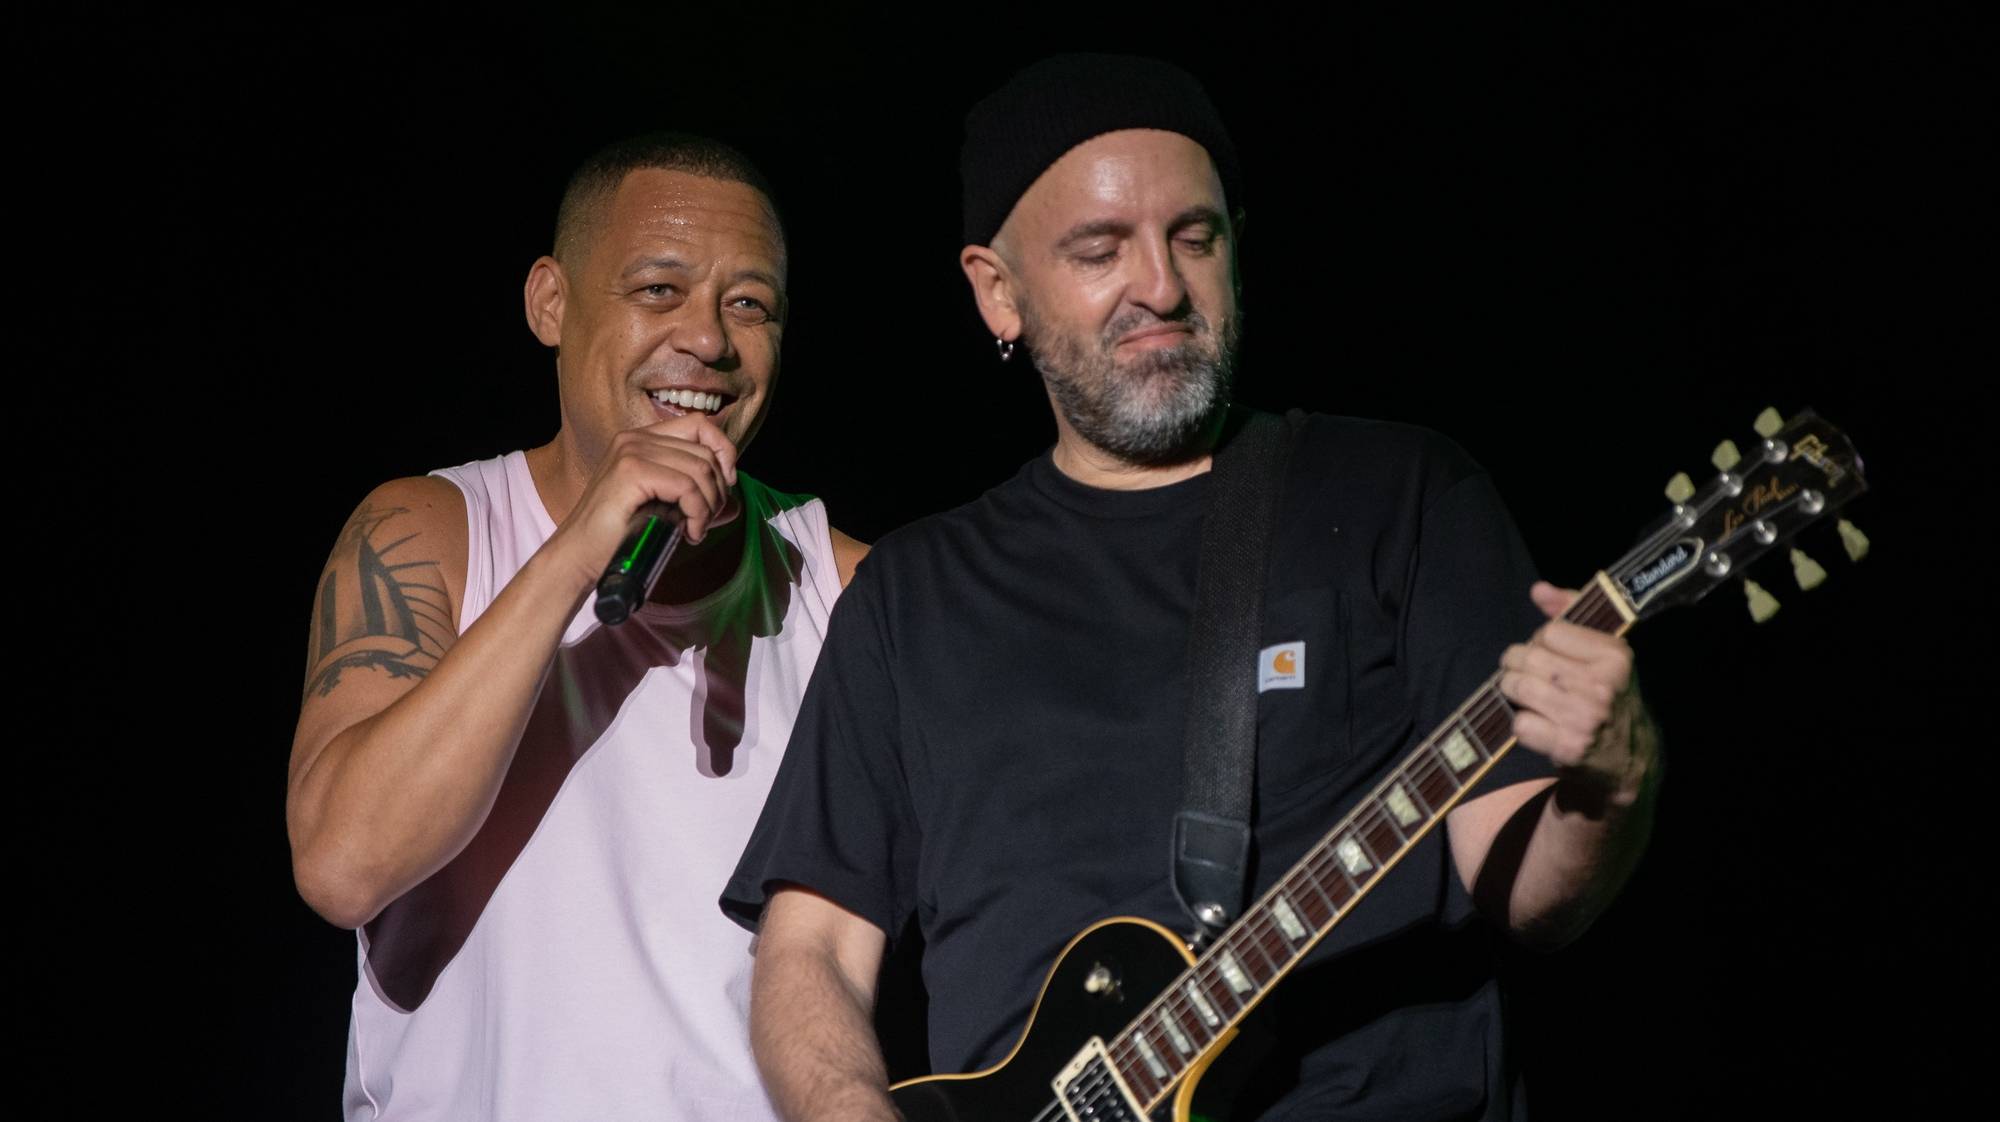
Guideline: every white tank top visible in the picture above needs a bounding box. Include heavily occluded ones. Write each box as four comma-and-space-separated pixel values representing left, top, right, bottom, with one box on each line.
344, 451, 843, 1121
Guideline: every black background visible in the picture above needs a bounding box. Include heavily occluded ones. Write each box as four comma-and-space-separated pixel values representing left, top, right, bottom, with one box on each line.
55, 3, 1981, 1117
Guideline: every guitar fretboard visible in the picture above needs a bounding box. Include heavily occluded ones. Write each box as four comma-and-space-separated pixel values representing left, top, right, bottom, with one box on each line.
1102, 578, 1633, 1110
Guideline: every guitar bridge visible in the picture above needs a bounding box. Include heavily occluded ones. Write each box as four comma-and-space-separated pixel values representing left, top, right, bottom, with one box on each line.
1052, 1036, 1147, 1121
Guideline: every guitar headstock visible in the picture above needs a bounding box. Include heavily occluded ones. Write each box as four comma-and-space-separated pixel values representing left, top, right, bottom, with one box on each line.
1610, 408, 1868, 621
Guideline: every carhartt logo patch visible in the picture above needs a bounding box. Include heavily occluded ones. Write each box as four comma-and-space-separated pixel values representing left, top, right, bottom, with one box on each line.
1258, 642, 1305, 692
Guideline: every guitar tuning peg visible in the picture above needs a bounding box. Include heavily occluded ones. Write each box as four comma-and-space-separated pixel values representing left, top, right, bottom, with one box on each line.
1744, 579, 1781, 623
1710, 440, 1741, 472
1664, 472, 1695, 504
1837, 518, 1870, 562
1790, 548, 1827, 590
1753, 407, 1784, 438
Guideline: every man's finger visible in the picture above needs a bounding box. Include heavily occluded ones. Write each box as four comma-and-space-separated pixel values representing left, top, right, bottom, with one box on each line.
1529, 581, 1577, 620
647, 414, 739, 487
1531, 619, 1632, 672
1499, 670, 1602, 731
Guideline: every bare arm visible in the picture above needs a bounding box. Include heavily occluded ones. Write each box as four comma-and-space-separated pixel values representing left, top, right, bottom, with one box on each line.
287, 418, 739, 928
287, 474, 589, 927
1447, 581, 1661, 948
751, 887, 900, 1122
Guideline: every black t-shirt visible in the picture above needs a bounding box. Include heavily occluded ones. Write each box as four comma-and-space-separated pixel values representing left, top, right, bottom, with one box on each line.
724, 414, 1553, 1120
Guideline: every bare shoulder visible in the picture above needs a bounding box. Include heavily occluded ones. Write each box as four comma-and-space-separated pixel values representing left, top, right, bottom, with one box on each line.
828, 527, 871, 590
301, 475, 468, 701
328, 474, 469, 605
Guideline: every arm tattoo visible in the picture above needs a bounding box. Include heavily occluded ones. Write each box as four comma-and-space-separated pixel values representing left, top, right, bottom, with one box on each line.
305, 505, 453, 698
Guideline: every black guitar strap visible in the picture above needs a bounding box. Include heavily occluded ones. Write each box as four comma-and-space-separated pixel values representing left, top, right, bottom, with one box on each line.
1173, 408, 1302, 942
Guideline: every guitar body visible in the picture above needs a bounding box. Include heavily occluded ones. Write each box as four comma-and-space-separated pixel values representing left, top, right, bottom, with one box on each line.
891, 917, 1232, 1122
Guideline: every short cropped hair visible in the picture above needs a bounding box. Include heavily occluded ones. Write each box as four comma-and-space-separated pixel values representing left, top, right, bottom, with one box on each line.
552, 131, 783, 267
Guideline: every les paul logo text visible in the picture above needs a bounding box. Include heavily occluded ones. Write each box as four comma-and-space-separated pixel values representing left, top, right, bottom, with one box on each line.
1722, 477, 1800, 536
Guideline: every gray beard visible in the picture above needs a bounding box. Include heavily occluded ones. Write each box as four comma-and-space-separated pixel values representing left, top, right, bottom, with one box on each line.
1023, 304, 1240, 467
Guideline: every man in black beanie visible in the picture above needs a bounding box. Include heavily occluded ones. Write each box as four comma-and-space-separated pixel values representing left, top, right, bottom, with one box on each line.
726, 54, 1659, 1120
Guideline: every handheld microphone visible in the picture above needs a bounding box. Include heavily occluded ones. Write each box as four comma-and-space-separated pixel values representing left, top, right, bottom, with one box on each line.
593, 501, 685, 626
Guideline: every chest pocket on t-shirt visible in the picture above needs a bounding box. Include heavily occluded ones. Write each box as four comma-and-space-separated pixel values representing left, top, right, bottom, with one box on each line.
1255, 585, 1354, 812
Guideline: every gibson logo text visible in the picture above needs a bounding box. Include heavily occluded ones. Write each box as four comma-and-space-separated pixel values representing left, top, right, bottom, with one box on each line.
1790, 433, 1848, 485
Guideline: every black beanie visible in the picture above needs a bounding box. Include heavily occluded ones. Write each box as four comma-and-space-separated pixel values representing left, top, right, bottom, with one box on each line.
960, 53, 1243, 248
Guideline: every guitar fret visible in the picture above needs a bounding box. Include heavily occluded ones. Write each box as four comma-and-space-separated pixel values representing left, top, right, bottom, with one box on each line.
1362, 811, 1402, 859
1197, 969, 1243, 1022
1212, 947, 1254, 996
1270, 893, 1311, 942
1105, 1039, 1155, 1106
1334, 833, 1374, 877
1468, 690, 1513, 747
1168, 996, 1208, 1056
1127, 1058, 1164, 1108
1216, 932, 1264, 984
1232, 928, 1279, 982
1184, 979, 1222, 1028
1136, 996, 1192, 1080
1437, 718, 1482, 774
1384, 780, 1423, 828
1398, 772, 1436, 817
1136, 1020, 1176, 1080
1413, 751, 1460, 807
1311, 849, 1360, 910
1252, 920, 1294, 970
1567, 586, 1626, 635
1290, 871, 1338, 927
1132, 1032, 1167, 1079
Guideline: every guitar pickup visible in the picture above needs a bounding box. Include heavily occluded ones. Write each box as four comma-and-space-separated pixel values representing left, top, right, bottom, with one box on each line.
1052, 1036, 1148, 1122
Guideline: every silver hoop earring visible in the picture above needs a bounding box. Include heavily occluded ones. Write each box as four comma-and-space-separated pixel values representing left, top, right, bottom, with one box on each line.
995, 337, 1016, 363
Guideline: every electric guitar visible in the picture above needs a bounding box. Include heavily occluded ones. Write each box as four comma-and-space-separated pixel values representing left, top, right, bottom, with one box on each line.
889, 408, 1868, 1122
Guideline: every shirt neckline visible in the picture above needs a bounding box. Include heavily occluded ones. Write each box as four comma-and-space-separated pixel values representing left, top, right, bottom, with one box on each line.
1022, 448, 1212, 520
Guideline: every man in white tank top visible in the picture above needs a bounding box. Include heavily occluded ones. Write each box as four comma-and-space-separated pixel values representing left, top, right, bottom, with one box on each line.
287, 133, 866, 1120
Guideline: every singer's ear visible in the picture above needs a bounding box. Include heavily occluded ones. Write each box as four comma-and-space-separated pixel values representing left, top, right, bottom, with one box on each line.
524, 256, 567, 348
960, 243, 1022, 346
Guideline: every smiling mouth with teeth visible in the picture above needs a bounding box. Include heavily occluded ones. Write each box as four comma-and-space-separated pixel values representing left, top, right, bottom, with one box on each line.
648, 388, 732, 415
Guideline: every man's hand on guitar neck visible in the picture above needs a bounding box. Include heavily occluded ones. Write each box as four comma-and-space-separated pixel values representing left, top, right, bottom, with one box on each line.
1447, 581, 1663, 950
1500, 580, 1656, 812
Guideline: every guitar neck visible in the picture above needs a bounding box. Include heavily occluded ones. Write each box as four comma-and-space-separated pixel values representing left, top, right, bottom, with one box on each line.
1100, 575, 1637, 1112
